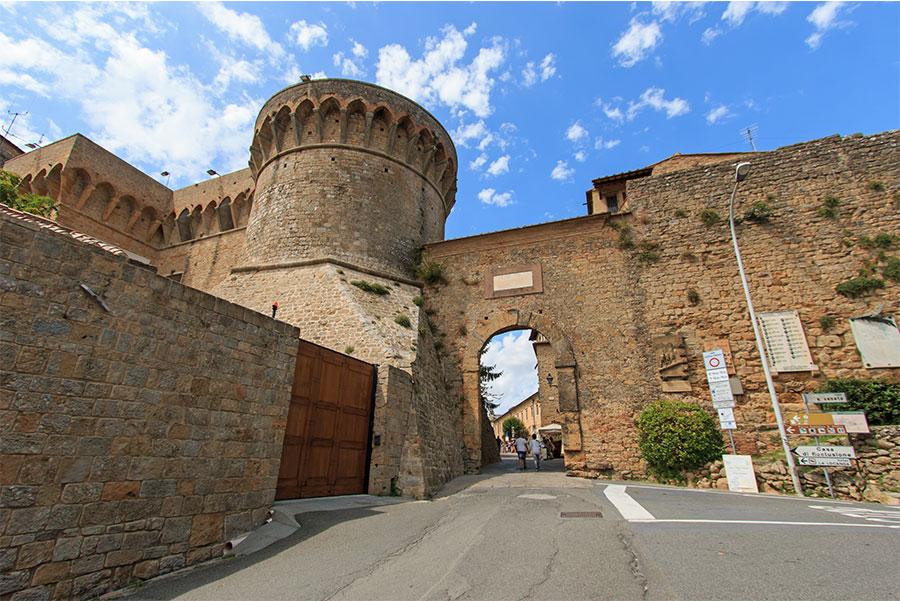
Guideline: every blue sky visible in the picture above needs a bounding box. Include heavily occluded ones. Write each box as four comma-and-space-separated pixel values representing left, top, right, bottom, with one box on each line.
2, 2, 897, 412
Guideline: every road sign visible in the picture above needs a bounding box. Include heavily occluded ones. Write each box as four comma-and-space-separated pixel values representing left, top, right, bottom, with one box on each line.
717, 407, 736, 430
802, 392, 848, 405
830, 412, 869, 434
787, 413, 837, 426
793, 445, 856, 459
703, 350, 725, 371
703, 350, 734, 407
785, 424, 847, 436
798, 456, 852, 467
722, 454, 758, 493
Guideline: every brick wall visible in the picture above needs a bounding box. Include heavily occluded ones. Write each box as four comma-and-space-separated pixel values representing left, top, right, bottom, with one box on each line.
0, 208, 299, 600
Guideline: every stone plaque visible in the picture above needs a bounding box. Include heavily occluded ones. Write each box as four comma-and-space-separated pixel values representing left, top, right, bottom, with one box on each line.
484, 264, 543, 299
849, 315, 900, 368
653, 334, 691, 392
493, 271, 534, 291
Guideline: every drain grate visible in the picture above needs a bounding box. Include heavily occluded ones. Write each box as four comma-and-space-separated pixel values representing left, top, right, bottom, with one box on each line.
560, 511, 602, 518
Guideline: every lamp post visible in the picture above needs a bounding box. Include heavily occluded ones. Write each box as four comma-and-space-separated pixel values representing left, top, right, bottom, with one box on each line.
728, 162, 803, 497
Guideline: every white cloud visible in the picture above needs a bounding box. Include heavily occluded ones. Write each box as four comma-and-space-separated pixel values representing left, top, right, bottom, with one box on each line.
453, 120, 488, 148
706, 104, 732, 124
290, 19, 329, 51
701, 27, 722, 45
469, 154, 488, 171
566, 121, 588, 143
594, 137, 621, 150
486, 154, 510, 176
574, 150, 587, 162
199, 2, 284, 57
539, 53, 556, 81
627, 87, 690, 120
376, 24, 506, 118
350, 40, 368, 59
478, 187, 514, 207
481, 330, 539, 414
332, 51, 364, 77
612, 19, 663, 67
652, 1, 708, 23
596, 97, 625, 122
705, 2, 788, 44
806, 2, 850, 49
522, 54, 558, 87
551, 160, 574, 182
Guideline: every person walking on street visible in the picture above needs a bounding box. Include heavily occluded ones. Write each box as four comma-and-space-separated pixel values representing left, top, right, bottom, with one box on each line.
529, 433, 542, 471
514, 433, 528, 470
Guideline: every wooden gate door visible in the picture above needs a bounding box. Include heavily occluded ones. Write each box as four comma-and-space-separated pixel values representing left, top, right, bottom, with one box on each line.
276, 340, 375, 500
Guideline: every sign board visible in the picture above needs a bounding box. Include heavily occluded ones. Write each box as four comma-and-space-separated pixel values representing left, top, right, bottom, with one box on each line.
785, 424, 847, 436
849, 315, 900, 369
722, 454, 758, 493
717, 407, 736, 430
793, 445, 856, 459
703, 350, 726, 371
703, 350, 734, 407
787, 413, 836, 426
802, 392, 848, 405
797, 456, 853, 467
830, 411, 870, 434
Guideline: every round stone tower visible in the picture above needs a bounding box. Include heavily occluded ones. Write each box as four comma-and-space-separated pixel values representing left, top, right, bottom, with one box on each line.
244, 79, 458, 281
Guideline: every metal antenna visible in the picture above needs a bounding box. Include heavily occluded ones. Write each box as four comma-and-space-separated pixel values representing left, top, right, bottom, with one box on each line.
3, 111, 28, 138
740, 124, 759, 151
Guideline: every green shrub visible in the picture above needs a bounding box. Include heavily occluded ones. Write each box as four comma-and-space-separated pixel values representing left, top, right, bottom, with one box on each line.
883, 256, 900, 282
351, 280, 389, 295
0, 170, 57, 218
698, 209, 721, 226
416, 260, 445, 285
819, 315, 836, 332
636, 400, 725, 479
394, 314, 411, 328
873, 233, 898, 249
344, 346, 355, 355
616, 224, 634, 250
743, 201, 773, 223
636, 241, 660, 264
817, 195, 841, 219
412, 295, 424, 307
687, 289, 701, 305
867, 181, 884, 192
674, 208, 688, 218
817, 378, 900, 425
835, 276, 885, 298
502, 417, 526, 438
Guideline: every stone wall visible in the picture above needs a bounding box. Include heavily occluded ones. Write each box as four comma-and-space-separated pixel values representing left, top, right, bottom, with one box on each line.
692, 426, 900, 504
424, 131, 899, 480
156, 228, 247, 291
0, 207, 299, 600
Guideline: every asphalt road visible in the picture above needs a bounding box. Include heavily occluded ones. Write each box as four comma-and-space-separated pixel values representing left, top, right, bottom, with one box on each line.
127, 457, 900, 601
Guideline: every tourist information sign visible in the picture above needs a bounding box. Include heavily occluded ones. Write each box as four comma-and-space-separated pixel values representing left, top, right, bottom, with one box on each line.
785, 423, 847, 436
793, 445, 856, 459
802, 392, 848, 405
717, 407, 736, 430
831, 411, 870, 434
797, 456, 853, 467
703, 350, 735, 409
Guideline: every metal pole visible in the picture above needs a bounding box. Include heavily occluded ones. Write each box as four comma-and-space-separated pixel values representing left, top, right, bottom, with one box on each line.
728, 174, 804, 497
803, 395, 835, 499
727, 430, 737, 455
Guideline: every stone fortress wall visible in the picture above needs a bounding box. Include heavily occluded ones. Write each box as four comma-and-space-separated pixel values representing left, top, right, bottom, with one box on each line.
424, 131, 899, 483
0, 205, 299, 600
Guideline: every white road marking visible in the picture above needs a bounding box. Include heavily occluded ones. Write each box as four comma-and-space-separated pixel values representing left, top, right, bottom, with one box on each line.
628, 519, 900, 530
808, 505, 900, 524
518, 493, 557, 500
603, 485, 655, 521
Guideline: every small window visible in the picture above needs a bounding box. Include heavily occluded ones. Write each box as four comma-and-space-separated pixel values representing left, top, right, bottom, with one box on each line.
605, 194, 619, 213
758, 311, 816, 372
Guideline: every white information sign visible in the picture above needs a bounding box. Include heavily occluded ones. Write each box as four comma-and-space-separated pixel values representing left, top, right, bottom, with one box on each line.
722, 454, 758, 493
802, 392, 848, 405
830, 412, 870, 434
717, 407, 736, 430
797, 456, 853, 467
793, 445, 856, 459
703, 350, 735, 411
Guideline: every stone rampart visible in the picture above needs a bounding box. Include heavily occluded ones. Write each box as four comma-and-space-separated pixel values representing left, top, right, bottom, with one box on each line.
0, 207, 299, 600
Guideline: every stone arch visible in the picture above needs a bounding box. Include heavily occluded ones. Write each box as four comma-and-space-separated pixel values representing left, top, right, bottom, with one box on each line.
272, 105, 293, 154
257, 115, 275, 160
45, 164, 63, 198
201, 201, 219, 236
31, 169, 49, 196
176, 208, 193, 242
295, 99, 317, 145
18, 174, 33, 195
440, 159, 455, 197
82, 182, 115, 221
345, 99, 368, 145
62, 168, 91, 206
191, 205, 203, 237
416, 128, 436, 173
217, 197, 235, 231
461, 308, 580, 470
106, 194, 136, 231
148, 221, 166, 246
319, 96, 342, 143
163, 211, 177, 244
131, 205, 159, 238
392, 116, 416, 161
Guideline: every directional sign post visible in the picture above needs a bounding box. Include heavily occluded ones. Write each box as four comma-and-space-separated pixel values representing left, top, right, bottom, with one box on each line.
802, 392, 848, 405
703, 350, 736, 451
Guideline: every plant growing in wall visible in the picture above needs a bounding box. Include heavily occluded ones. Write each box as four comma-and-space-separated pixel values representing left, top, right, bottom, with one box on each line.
835, 276, 885, 298
743, 201, 774, 223
636, 400, 725, 480
867, 181, 885, 192
817, 195, 842, 219
612, 222, 634, 250
674, 208, 688, 218
394, 314, 411, 328
0, 169, 57, 219
344, 346, 355, 355
883, 256, 900, 282
416, 260, 446, 285
636, 241, 660, 264
412, 295, 424, 307
698, 209, 721, 226
351, 280, 390, 295
817, 378, 900, 425
819, 315, 836, 332
687, 289, 701, 306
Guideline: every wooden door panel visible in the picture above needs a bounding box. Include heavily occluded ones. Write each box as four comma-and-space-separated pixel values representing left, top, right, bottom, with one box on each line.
276, 340, 375, 500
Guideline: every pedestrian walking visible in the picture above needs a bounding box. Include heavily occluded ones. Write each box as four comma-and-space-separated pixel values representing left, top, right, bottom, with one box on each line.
514, 433, 528, 470
529, 433, 542, 471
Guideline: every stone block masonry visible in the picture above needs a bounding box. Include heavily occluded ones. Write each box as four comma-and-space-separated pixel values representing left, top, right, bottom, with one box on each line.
0, 207, 299, 600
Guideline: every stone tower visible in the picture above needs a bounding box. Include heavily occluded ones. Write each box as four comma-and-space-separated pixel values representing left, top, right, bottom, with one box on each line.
243, 79, 457, 281
213, 79, 464, 497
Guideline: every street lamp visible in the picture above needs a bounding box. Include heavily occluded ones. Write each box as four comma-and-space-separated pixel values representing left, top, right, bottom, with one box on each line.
728, 162, 803, 497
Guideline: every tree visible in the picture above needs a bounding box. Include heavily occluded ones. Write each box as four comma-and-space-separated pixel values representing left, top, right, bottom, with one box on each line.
0, 169, 57, 219
501, 417, 526, 439
479, 346, 502, 418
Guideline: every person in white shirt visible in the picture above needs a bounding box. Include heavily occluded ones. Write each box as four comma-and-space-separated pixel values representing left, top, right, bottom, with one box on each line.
514, 434, 528, 470
529, 434, 542, 471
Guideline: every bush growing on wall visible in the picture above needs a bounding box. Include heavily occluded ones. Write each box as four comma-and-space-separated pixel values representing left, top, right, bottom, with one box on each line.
817, 378, 900, 425
636, 400, 725, 479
